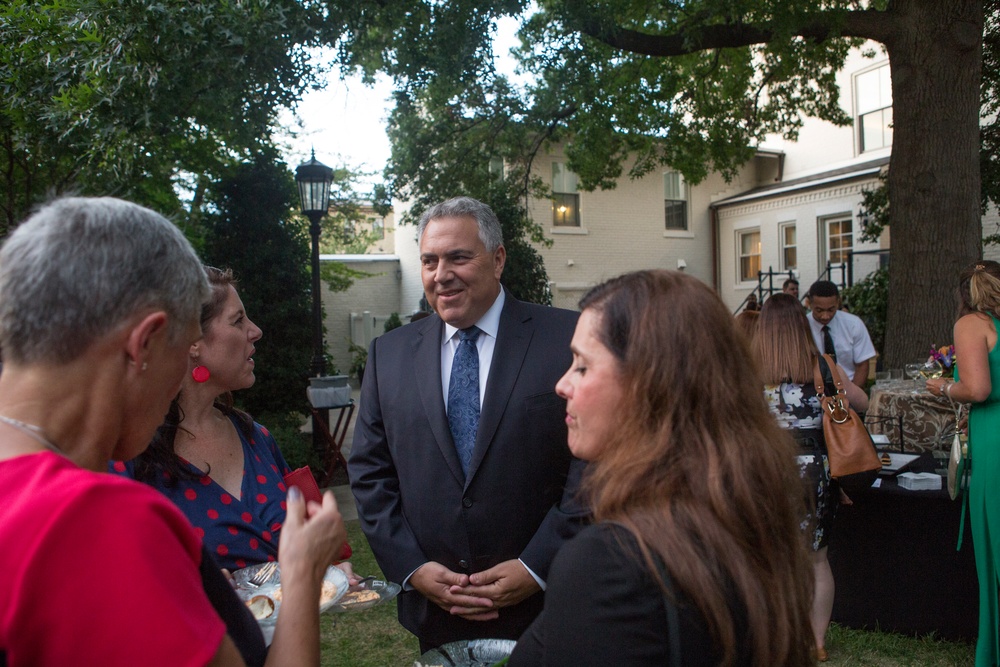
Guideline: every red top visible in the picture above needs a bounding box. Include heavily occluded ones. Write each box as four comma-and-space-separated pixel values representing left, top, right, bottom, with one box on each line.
0, 452, 225, 665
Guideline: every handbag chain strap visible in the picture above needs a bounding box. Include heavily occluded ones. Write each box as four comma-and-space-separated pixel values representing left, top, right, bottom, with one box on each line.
813, 354, 850, 423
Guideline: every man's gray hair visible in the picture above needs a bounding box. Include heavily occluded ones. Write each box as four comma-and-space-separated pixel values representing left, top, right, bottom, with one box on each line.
417, 196, 504, 252
0, 197, 210, 364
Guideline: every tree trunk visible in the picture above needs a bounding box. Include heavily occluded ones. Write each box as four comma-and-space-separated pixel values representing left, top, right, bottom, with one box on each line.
883, 0, 983, 368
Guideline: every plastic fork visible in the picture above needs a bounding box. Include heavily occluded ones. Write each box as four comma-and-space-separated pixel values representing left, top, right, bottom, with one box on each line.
248, 561, 278, 587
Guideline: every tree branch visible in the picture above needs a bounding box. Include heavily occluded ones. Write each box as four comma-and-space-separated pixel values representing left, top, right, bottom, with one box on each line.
568, 7, 896, 56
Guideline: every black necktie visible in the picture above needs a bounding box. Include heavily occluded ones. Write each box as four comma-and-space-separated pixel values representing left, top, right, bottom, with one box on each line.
822, 325, 837, 363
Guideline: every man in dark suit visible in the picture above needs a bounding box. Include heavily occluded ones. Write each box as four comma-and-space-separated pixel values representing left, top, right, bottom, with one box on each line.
349, 196, 586, 650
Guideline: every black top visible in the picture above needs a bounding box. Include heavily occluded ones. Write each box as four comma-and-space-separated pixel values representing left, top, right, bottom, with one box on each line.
199, 546, 267, 667
510, 523, 748, 666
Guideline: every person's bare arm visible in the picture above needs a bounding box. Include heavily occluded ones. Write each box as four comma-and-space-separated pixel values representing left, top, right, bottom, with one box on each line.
207, 635, 246, 667
851, 358, 871, 388
927, 314, 995, 403
268, 488, 346, 667
844, 379, 869, 412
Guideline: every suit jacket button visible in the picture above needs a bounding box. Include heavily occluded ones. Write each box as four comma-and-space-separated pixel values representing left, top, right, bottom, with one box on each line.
462, 497, 473, 508
459, 559, 469, 569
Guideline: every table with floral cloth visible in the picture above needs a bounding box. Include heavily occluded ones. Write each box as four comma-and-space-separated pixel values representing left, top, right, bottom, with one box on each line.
866, 382, 957, 452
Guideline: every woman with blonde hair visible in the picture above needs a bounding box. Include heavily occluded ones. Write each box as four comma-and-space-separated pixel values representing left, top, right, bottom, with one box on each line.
753, 293, 868, 661
509, 270, 813, 666
926, 260, 1000, 666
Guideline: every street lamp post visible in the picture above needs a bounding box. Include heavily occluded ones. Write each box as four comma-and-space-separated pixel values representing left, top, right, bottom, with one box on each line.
295, 152, 334, 458
295, 150, 334, 378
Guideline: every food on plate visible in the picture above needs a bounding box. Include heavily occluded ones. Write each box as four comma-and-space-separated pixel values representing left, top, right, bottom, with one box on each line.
879, 452, 892, 466
246, 595, 275, 620
339, 589, 381, 605
271, 580, 340, 605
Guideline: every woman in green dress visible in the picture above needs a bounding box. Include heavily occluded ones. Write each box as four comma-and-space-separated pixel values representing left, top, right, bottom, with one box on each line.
927, 260, 1000, 666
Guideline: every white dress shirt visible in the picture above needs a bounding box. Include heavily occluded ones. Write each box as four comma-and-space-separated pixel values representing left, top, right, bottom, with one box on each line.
441, 289, 504, 410
808, 310, 877, 381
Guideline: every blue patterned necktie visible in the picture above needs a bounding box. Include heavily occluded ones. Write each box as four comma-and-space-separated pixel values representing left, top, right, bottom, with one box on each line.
448, 326, 481, 476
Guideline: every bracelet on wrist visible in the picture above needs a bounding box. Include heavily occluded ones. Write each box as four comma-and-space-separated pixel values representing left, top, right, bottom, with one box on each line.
944, 382, 954, 399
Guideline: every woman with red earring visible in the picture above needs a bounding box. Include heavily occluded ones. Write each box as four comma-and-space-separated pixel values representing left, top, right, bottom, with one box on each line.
114, 267, 354, 580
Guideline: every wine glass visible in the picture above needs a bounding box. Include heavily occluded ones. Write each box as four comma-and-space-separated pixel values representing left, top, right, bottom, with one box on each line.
904, 362, 924, 393
919, 359, 945, 380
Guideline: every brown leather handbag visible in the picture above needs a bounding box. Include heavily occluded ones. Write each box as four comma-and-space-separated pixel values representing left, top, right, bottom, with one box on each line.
813, 354, 882, 490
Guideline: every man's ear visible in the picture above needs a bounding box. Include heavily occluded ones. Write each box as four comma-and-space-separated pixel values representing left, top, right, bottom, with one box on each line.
493, 244, 507, 279
125, 311, 169, 366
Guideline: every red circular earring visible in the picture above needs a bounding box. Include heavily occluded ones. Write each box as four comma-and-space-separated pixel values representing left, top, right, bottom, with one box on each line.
192, 366, 211, 383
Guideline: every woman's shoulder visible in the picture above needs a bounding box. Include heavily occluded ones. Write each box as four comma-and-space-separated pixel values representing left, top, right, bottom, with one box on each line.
8, 453, 197, 541
554, 522, 648, 579
957, 311, 996, 330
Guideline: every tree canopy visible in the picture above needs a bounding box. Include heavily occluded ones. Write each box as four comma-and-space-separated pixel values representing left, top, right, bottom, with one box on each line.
330, 0, 987, 366
202, 153, 314, 427
0, 0, 333, 230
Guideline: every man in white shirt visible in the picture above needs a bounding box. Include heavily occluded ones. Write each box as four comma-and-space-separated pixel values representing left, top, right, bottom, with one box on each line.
806, 280, 876, 387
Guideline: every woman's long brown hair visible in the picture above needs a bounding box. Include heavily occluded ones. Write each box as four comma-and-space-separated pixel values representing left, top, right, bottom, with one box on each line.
579, 270, 813, 667
753, 293, 819, 385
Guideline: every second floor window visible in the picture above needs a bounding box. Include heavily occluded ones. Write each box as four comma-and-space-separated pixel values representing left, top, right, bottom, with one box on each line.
552, 162, 580, 227
664, 172, 687, 231
857, 64, 893, 152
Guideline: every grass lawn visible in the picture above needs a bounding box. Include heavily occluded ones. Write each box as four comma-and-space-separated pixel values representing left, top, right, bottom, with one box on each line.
321, 521, 418, 667
321, 521, 975, 666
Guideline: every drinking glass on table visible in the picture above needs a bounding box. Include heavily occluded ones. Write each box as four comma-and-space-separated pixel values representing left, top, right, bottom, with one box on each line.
904, 362, 924, 393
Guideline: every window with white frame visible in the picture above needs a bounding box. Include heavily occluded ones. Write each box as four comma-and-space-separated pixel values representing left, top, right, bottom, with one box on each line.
372, 217, 385, 239
664, 172, 687, 231
824, 216, 854, 265
552, 162, 580, 227
856, 64, 893, 152
780, 223, 797, 271
737, 229, 761, 282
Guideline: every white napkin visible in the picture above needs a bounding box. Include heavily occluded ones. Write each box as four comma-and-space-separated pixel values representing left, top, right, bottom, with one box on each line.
897, 472, 942, 491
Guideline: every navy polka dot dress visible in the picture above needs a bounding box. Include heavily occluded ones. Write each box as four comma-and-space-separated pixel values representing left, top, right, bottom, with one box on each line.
113, 415, 292, 571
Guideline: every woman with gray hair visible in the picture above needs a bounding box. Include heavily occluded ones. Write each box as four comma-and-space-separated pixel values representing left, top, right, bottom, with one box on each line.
0, 197, 346, 666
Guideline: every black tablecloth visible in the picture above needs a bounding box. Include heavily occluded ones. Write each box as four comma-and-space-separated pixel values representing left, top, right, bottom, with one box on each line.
829, 453, 977, 641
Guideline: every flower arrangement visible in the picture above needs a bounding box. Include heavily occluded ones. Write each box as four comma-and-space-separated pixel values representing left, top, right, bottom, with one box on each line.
929, 344, 956, 371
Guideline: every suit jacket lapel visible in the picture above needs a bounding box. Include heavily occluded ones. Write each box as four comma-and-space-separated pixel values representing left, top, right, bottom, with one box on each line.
466, 297, 533, 482
412, 316, 466, 483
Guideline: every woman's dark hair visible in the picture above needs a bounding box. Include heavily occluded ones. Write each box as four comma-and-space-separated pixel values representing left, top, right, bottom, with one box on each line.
578, 270, 813, 667
132, 267, 254, 485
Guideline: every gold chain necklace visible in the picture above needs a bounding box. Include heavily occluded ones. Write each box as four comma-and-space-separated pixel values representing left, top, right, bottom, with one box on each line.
0, 414, 65, 456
